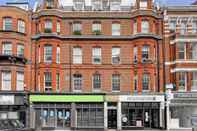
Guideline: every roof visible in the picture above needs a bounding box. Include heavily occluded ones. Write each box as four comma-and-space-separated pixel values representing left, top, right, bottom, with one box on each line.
6, 0, 29, 4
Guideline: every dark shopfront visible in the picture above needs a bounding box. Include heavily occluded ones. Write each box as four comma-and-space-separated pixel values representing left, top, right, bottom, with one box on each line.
121, 102, 160, 129
0, 93, 28, 127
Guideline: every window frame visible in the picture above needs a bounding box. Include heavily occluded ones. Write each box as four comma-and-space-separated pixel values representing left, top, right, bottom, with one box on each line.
112, 47, 120, 64
56, 46, 60, 64
92, 47, 102, 64
112, 74, 120, 92
178, 43, 186, 60
92, 73, 101, 91
2, 42, 12, 55
73, 47, 82, 64
17, 44, 24, 57
141, 20, 149, 33
44, 45, 53, 63
142, 45, 150, 61
16, 72, 24, 91
44, 72, 52, 92
142, 73, 150, 91
112, 23, 120, 36
73, 74, 82, 91
3, 17, 12, 31
1, 71, 11, 91
178, 72, 187, 92
17, 19, 25, 33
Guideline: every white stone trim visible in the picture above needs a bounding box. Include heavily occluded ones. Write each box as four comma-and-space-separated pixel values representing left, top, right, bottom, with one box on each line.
170, 38, 197, 44
165, 60, 197, 65
171, 68, 197, 73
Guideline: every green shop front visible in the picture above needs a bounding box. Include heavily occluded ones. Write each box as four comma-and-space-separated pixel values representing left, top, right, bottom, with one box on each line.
29, 94, 104, 130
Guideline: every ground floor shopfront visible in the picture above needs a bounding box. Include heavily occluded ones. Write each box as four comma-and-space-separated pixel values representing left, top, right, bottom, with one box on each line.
0, 92, 28, 127
169, 92, 197, 130
29, 94, 165, 130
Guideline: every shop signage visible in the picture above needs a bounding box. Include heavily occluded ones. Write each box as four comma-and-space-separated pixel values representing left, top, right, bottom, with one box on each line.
174, 93, 197, 98
0, 95, 14, 105
119, 95, 164, 102
30, 95, 104, 102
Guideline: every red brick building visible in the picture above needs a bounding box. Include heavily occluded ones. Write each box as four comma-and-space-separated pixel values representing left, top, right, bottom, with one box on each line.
0, 0, 165, 130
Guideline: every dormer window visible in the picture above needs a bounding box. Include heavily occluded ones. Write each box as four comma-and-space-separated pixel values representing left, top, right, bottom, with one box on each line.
74, 1, 85, 11
46, 0, 54, 9
92, 0, 102, 11
140, 0, 148, 9
110, 1, 120, 11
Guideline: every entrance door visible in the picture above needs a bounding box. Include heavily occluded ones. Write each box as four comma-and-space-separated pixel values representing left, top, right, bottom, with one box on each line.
144, 109, 151, 128
57, 109, 64, 128
108, 109, 117, 129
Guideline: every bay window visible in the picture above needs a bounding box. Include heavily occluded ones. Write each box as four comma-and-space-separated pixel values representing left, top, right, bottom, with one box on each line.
18, 20, 25, 33
44, 72, 52, 92
141, 20, 149, 33
56, 46, 60, 63
44, 45, 52, 63
142, 45, 149, 62
44, 20, 52, 33
2, 42, 12, 55
3, 18, 12, 31
17, 44, 24, 57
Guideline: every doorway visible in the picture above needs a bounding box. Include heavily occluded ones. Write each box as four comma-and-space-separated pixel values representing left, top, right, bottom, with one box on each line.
108, 109, 117, 129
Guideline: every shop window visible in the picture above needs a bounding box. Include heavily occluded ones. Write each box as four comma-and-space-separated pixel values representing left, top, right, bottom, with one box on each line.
178, 72, 186, 91
44, 72, 52, 92
112, 23, 120, 36
192, 72, 197, 91
192, 20, 197, 33
56, 73, 60, 92
112, 47, 120, 64
1, 71, 11, 91
92, 47, 101, 64
73, 22, 82, 35
17, 44, 24, 57
56, 46, 60, 63
73, 47, 82, 64
142, 45, 150, 63
93, 73, 101, 90
44, 45, 52, 63
16, 72, 24, 91
3, 17, 12, 31
73, 74, 82, 91
92, 22, 101, 35
2, 42, 12, 55
18, 20, 25, 33
112, 74, 120, 91
178, 43, 185, 60
44, 20, 52, 33
142, 73, 150, 91
141, 20, 149, 33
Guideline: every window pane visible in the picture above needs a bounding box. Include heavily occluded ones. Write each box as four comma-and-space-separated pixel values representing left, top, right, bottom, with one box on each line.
169, 21, 176, 31
92, 1, 102, 11
57, 22, 60, 33
134, 46, 138, 63
56, 73, 60, 91
18, 20, 25, 33
179, 72, 186, 91
141, 20, 149, 33
17, 44, 24, 57
112, 47, 120, 64
93, 74, 101, 90
2, 71, 11, 91
2, 43, 12, 55
73, 74, 82, 91
142, 74, 150, 90
45, 20, 52, 29
3, 18, 12, 31
92, 48, 101, 64
192, 21, 197, 33
112, 74, 120, 91
191, 43, 197, 60
180, 22, 187, 35
44, 72, 52, 92
56, 47, 60, 63
178, 43, 185, 59
112, 23, 120, 36
73, 23, 82, 32
133, 20, 137, 34
142, 46, 149, 61
92, 23, 101, 32
44, 45, 52, 63
16, 72, 24, 91
73, 47, 82, 64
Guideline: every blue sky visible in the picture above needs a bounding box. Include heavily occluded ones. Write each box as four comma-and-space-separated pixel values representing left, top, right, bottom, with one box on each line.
0, 0, 196, 7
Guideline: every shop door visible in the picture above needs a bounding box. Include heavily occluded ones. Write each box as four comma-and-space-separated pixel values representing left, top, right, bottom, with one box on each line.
108, 109, 117, 129
144, 109, 151, 128
57, 109, 71, 128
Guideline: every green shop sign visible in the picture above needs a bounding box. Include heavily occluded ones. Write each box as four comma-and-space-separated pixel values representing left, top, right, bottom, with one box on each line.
30, 95, 104, 103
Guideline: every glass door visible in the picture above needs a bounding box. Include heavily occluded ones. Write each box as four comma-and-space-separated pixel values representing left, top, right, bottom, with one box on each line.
57, 109, 64, 128
108, 109, 117, 129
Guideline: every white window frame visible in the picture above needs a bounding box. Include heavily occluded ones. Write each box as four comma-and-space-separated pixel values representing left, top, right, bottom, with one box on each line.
142, 45, 149, 61
2, 71, 11, 91
92, 73, 101, 91
56, 73, 60, 92
92, 22, 101, 32
92, 0, 102, 11
18, 20, 25, 33
73, 23, 82, 32
56, 21, 61, 33
17, 44, 24, 57
112, 47, 120, 64
141, 20, 149, 33
92, 47, 101, 64
140, 0, 148, 9
112, 23, 120, 36
110, 1, 120, 11
178, 43, 186, 60
3, 18, 12, 31
44, 20, 52, 30
74, 1, 84, 11
73, 47, 82, 64
178, 72, 187, 92
56, 46, 60, 64
112, 74, 120, 92
169, 20, 176, 31
16, 72, 24, 91
142, 73, 150, 91
73, 74, 82, 91
192, 20, 197, 33
191, 43, 197, 60
133, 20, 137, 34
180, 21, 187, 35
2, 42, 12, 55
44, 72, 52, 92
44, 45, 53, 63
134, 46, 138, 63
